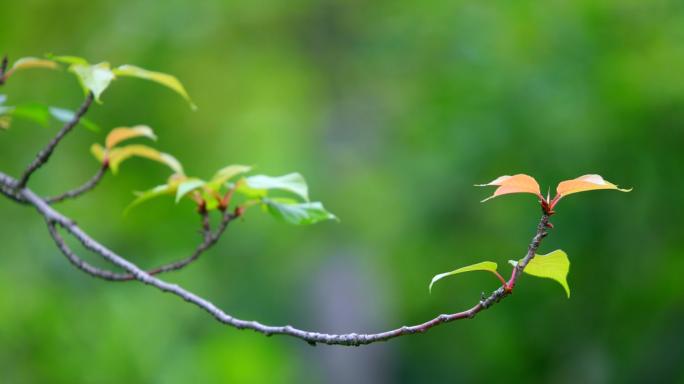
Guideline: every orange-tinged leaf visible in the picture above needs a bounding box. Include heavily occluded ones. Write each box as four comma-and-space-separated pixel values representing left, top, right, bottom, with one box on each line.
90, 143, 106, 162
107, 144, 183, 175
476, 174, 542, 202
105, 125, 157, 149
556, 174, 631, 198
10, 57, 59, 73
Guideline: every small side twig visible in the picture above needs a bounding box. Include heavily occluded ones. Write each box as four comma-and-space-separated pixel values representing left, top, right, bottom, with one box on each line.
17, 92, 94, 188
0, 55, 8, 85
46, 162, 109, 204
45, 208, 236, 281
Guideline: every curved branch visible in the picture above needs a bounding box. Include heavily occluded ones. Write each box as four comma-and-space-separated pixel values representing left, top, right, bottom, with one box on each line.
17, 92, 94, 188
45, 208, 236, 281
45, 163, 109, 204
0, 171, 550, 346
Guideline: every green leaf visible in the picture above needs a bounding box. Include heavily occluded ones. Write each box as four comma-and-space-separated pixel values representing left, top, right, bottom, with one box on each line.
11, 103, 50, 127
69, 62, 115, 102
124, 184, 175, 215
245, 173, 309, 201
206, 164, 252, 191
264, 198, 337, 225
105, 125, 156, 149
48, 107, 100, 132
509, 250, 570, 298
175, 178, 206, 203
113, 64, 196, 110
46, 54, 89, 65
107, 144, 183, 175
429, 261, 498, 293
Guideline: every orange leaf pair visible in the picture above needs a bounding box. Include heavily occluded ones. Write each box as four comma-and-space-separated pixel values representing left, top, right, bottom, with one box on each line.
477, 173, 631, 207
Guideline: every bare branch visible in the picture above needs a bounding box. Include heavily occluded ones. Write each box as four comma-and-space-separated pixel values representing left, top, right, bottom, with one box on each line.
45, 208, 235, 281
45, 162, 109, 204
17, 92, 94, 188
0, 170, 551, 346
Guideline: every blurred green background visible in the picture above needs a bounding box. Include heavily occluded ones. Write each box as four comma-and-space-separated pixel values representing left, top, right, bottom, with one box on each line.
1, 0, 683, 383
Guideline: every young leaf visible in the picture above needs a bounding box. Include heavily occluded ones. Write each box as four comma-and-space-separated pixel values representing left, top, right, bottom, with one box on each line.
112, 65, 196, 110
429, 261, 499, 293
476, 174, 542, 202
264, 198, 337, 225
175, 179, 206, 203
556, 174, 631, 198
124, 184, 175, 215
48, 107, 99, 132
90, 143, 106, 162
509, 250, 570, 298
9, 57, 59, 74
105, 125, 157, 149
245, 173, 309, 201
107, 144, 183, 174
11, 103, 51, 127
69, 62, 115, 102
46, 54, 89, 65
206, 164, 252, 191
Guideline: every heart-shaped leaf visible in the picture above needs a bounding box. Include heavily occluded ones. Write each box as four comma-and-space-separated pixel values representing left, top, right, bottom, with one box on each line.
263, 198, 336, 225
113, 65, 196, 110
556, 174, 631, 198
206, 164, 252, 191
476, 174, 542, 202
105, 125, 157, 149
69, 62, 115, 102
244, 173, 309, 201
509, 250, 570, 298
429, 261, 499, 293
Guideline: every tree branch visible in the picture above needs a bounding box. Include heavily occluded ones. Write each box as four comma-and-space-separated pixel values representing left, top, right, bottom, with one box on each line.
45, 208, 235, 281
45, 162, 109, 204
17, 92, 94, 188
0, 170, 550, 346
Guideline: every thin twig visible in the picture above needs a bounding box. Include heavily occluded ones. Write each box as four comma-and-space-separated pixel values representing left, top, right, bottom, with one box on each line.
0, 55, 8, 85
45, 163, 109, 204
46, 208, 235, 281
0, 170, 551, 346
17, 92, 94, 188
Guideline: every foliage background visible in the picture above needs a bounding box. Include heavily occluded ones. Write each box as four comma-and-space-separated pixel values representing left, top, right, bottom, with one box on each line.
1, 1, 683, 383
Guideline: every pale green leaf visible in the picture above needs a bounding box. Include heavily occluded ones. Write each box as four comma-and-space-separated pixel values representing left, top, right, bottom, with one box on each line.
245, 173, 309, 201
48, 107, 99, 132
124, 184, 175, 215
206, 164, 252, 191
113, 64, 196, 110
429, 261, 498, 293
509, 250, 570, 298
176, 179, 206, 203
69, 62, 115, 102
105, 125, 156, 149
264, 198, 336, 225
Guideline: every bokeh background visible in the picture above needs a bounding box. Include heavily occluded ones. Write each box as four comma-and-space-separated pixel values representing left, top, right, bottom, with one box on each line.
1, 1, 683, 383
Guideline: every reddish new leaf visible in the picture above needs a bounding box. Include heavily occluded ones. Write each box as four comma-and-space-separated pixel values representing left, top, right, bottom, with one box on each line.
556, 174, 631, 198
476, 174, 542, 202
